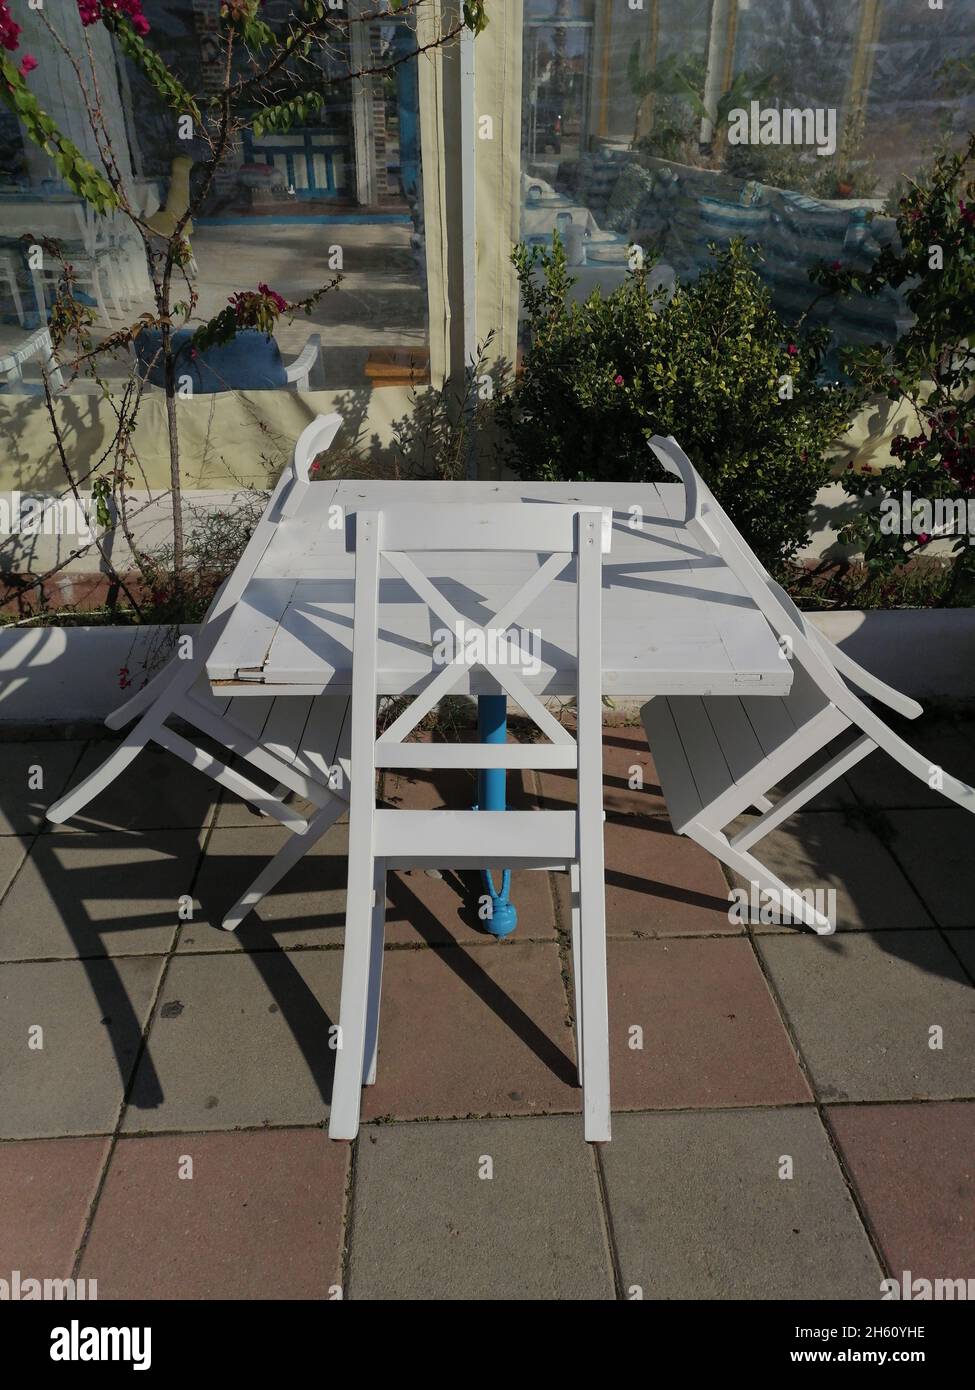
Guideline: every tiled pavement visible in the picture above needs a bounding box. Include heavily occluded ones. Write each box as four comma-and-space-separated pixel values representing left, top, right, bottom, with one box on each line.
1, 715, 974, 1300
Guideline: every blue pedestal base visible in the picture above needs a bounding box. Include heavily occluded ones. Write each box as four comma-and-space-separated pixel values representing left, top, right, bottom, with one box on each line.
476, 694, 517, 937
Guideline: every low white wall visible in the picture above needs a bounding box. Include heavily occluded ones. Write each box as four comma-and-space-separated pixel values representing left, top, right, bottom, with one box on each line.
2, 608, 973, 732
0, 625, 186, 729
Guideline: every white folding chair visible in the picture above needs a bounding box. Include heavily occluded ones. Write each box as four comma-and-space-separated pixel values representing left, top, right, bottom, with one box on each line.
0, 327, 63, 394
328, 503, 613, 1143
46, 414, 353, 931
642, 434, 975, 935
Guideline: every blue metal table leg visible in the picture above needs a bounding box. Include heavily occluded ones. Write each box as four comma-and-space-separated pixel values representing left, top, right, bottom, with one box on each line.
476, 693, 517, 937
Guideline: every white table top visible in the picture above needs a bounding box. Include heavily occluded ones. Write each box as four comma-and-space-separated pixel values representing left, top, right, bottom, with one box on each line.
206, 480, 792, 699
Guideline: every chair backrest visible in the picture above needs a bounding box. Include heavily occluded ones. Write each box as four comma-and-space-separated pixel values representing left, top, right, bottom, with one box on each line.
348, 502, 611, 780
209, 411, 342, 618
648, 433, 921, 723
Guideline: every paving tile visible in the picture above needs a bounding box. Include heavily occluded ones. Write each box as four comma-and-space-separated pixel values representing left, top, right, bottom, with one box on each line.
122, 950, 342, 1132
758, 931, 975, 1102
602, 724, 669, 816
848, 716, 975, 810
182, 823, 349, 951
79, 1130, 347, 1299
54, 740, 217, 832
600, 1109, 881, 1299
726, 811, 932, 931
0, 835, 29, 902
0, 831, 202, 961
886, 810, 975, 929
348, 1116, 612, 1300
556, 814, 736, 938
539, 724, 668, 819
542, 724, 736, 936
361, 942, 579, 1122
604, 938, 810, 1109
946, 930, 975, 983
828, 1101, 975, 1283
0, 1137, 110, 1278
0, 958, 164, 1138
0, 741, 86, 834
385, 865, 558, 944
383, 759, 535, 813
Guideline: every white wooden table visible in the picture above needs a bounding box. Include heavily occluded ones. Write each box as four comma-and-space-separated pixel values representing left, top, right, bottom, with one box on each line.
206, 480, 792, 699
206, 478, 790, 936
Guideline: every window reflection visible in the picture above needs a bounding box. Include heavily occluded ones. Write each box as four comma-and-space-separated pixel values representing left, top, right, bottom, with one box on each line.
518, 0, 975, 365
0, 0, 429, 395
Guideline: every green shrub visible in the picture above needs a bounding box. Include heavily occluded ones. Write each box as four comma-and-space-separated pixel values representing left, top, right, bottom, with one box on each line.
810, 132, 975, 604
497, 236, 860, 568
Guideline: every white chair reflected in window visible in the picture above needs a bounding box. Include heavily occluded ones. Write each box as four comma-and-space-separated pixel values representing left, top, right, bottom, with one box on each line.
0, 327, 63, 394
0, 248, 26, 326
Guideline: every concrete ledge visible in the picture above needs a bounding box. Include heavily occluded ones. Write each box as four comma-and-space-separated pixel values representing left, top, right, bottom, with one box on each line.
1, 607, 973, 733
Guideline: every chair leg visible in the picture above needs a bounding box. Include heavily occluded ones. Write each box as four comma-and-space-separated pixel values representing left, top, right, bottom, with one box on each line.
47, 658, 202, 825
578, 832, 611, 1143
45, 732, 149, 823
569, 860, 583, 1087
328, 833, 377, 1141
221, 795, 346, 931
8, 273, 24, 326
363, 858, 387, 1086
30, 268, 48, 325
693, 824, 834, 935
90, 266, 112, 327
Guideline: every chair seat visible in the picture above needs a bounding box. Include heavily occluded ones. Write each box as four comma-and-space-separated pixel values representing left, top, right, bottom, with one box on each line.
179, 676, 351, 801
642, 664, 834, 834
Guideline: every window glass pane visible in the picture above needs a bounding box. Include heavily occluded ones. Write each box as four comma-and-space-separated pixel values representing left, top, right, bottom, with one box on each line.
519, 1, 711, 314
516, 0, 975, 366
0, 1, 429, 400
861, 0, 975, 195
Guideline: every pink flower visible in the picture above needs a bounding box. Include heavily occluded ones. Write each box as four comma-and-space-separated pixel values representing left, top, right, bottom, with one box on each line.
786, 343, 798, 356
917, 531, 931, 545
78, 1, 150, 34
258, 282, 288, 314
613, 374, 624, 386
18, 53, 36, 76
0, 2, 21, 52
